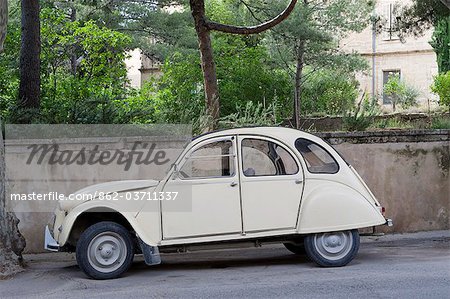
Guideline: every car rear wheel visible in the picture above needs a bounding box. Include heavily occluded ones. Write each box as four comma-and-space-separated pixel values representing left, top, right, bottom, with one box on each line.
304, 229, 359, 267
76, 221, 134, 279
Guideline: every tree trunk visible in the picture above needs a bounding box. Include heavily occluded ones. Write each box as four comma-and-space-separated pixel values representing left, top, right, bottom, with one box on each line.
189, 0, 298, 130
18, 0, 41, 122
69, 5, 78, 76
0, 0, 7, 53
0, 128, 26, 277
190, 0, 220, 130
293, 40, 305, 129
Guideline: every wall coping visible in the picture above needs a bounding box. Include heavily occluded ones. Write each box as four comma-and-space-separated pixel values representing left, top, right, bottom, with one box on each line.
314, 129, 450, 145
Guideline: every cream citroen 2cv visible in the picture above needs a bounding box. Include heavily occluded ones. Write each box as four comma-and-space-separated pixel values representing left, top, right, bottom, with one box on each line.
45, 127, 392, 279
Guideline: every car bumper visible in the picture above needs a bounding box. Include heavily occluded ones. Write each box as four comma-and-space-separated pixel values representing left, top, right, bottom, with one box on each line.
44, 225, 59, 252
385, 218, 393, 227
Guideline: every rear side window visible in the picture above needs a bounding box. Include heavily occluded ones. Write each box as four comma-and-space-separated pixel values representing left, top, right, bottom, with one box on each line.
295, 138, 339, 174
242, 138, 298, 176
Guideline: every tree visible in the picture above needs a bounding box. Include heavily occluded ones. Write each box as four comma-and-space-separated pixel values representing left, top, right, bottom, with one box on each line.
383, 74, 419, 112
38, 7, 131, 124
0, 126, 26, 277
0, 1, 26, 278
397, 0, 450, 73
261, 0, 372, 127
431, 71, 450, 112
16, 0, 41, 123
189, 0, 297, 128
152, 32, 292, 130
0, 0, 7, 52
430, 16, 450, 73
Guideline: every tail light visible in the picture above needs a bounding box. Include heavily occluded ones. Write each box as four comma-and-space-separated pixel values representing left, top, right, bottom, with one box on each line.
378, 206, 386, 216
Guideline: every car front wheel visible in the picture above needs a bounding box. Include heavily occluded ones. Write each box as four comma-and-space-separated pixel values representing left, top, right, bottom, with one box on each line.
304, 229, 359, 267
76, 221, 134, 279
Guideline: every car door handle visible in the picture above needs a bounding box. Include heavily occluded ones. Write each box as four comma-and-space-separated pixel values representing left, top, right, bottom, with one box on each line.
230, 182, 238, 187
295, 179, 303, 184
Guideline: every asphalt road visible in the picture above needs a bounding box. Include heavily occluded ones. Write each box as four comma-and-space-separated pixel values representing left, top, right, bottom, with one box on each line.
1, 231, 449, 299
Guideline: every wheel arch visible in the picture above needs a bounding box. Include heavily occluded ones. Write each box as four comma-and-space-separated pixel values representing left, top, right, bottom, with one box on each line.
66, 209, 134, 249
57, 202, 159, 249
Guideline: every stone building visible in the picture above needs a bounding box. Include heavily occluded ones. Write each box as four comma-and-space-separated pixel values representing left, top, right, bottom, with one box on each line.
125, 49, 163, 88
340, 0, 439, 111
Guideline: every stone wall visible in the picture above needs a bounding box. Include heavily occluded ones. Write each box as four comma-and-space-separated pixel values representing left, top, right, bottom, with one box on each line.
295, 113, 448, 132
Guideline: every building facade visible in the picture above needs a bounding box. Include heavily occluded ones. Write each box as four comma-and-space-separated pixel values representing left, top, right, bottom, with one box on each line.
125, 49, 162, 88
341, 0, 439, 111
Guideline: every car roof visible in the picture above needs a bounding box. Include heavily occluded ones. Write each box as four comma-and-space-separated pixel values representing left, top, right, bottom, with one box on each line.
192, 126, 323, 146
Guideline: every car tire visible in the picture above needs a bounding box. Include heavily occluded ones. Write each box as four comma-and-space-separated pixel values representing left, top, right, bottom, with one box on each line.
304, 229, 359, 267
76, 221, 134, 279
284, 242, 306, 255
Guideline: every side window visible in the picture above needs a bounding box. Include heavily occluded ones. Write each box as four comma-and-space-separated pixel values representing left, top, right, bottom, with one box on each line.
241, 139, 298, 177
179, 140, 235, 179
295, 138, 339, 174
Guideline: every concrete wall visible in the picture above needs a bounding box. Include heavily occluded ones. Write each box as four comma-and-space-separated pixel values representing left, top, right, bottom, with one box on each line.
317, 130, 449, 233
6, 130, 449, 253
5, 136, 187, 253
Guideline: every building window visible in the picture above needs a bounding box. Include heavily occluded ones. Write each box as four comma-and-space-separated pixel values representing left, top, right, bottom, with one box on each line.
382, 3, 400, 41
383, 70, 401, 105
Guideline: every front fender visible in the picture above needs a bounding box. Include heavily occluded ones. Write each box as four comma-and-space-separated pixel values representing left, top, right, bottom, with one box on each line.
57, 200, 161, 247
298, 179, 385, 234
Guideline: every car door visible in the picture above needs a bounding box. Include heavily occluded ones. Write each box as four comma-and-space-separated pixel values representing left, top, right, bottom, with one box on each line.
238, 136, 304, 233
161, 136, 242, 239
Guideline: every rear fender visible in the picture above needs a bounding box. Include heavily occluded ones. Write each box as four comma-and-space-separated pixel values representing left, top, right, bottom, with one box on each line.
298, 180, 385, 234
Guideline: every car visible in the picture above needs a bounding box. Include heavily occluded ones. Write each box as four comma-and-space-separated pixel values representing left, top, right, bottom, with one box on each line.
45, 127, 392, 279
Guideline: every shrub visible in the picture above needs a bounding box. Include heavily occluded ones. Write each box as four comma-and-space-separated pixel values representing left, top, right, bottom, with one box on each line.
343, 95, 379, 131
301, 69, 359, 116
219, 101, 279, 128
431, 71, 450, 112
383, 75, 419, 111
430, 116, 450, 129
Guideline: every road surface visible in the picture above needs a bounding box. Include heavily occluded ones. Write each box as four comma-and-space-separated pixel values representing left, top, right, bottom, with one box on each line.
1, 231, 449, 298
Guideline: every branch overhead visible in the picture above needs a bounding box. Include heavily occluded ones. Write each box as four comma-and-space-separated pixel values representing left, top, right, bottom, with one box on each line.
439, 0, 450, 9
206, 0, 298, 35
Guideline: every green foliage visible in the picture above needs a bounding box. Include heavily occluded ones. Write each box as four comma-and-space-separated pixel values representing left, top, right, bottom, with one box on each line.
372, 118, 413, 130
430, 116, 450, 129
343, 95, 379, 131
113, 82, 156, 124
269, 0, 372, 71
301, 69, 360, 115
0, 0, 20, 121
431, 71, 450, 110
430, 16, 450, 73
397, 1, 450, 74
152, 34, 292, 125
383, 75, 419, 111
38, 8, 132, 123
397, 0, 450, 37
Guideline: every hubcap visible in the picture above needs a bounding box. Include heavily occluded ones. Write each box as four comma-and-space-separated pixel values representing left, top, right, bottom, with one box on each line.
87, 232, 127, 273
313, 231, 353, 261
